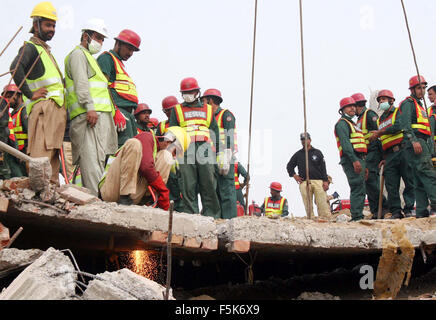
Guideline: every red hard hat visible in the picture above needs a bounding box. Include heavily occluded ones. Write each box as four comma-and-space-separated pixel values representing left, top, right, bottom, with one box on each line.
115, 29, 141, 51
270, 182, 282, 192
180, 77, 200, 92
2, 84, 21, 95
409, 75, 427, 89
162, 96, 179, 110
148, 118, 159, 127
339, 97, 356, 110
134, 103, 152, 116
351, 93, 366, 103
377, 89, 395, 102
202, 88, 223, 104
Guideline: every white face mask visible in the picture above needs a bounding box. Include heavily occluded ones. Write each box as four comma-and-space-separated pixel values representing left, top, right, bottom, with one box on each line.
182, 93, 198, 103
88, 39, 102, 55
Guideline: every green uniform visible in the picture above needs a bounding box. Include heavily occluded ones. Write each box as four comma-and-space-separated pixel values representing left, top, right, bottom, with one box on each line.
357, 107, 388, 215
97, 50, 137, 147
169, 101, 221, 219
235, 161, 248, 209
10, 105, 28, 176
399, 95, 436, 217
335, 115, 367, 221
378, 107, 415, 217
428, 104, 436, 155
215, 106, 237, 219
136, 121, 148, 133
0, 100, 21, 179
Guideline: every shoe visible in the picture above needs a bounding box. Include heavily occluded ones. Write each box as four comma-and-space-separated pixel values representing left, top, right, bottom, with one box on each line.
118, 195, 133, 206
403, 211, 413, 218
389, 213, 404, 220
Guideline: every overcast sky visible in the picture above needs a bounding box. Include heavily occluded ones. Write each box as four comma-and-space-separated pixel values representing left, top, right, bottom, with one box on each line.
0, 0, 434, 216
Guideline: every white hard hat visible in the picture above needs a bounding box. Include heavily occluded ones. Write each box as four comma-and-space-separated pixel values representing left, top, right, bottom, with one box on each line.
82, 18, 109, 38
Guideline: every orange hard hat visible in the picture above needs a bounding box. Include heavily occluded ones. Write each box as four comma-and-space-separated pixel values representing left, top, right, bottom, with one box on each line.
115, 29, 141, 51
148, 118, 159, 127
409, 75, 427, 89
351, 93, 366, 103
201, 88, 223, 104
2, 84, 21, 96
377, 89, 395, 102
339, 97, 356, 110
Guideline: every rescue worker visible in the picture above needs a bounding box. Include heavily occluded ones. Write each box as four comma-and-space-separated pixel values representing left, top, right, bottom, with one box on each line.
148, 118, 159, 132
3, 84, 27, 177
64, 18, 118, 196
169, 77, 222, 219
201, 88, 237, 219
10, 1, 66, 184
234, 159, 249, 210
427, 85, 436, 154
0, 94, 20, 179
99, 126, 188, 209
260, 182, 289, 218
286, 132, 331, 219
97, 29, 141, 148
134, 103, 152, 133
398, 75, 436, 218
334, 97, 368, 221
156, 96, 178, 136
157, 96, 183, 211
370, 90, 415, 219
352, 93, 388, 217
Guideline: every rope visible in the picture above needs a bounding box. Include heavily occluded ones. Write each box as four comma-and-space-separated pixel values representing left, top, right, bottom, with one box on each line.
244, 0, 258, 215
400, 0, 427, 108
299, 0, 313, 218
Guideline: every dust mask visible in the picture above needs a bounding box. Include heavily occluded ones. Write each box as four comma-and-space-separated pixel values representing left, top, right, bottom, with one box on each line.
88, 39, 102, 55
183, 93, 198, 104
379, 102, 391, 111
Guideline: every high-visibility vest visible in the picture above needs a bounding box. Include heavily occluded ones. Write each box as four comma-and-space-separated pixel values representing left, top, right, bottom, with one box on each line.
235, 162, 240, 189
11, 106, 27, 151
7, 114, 15, 144
356, 109, 375, 145
264, 197, 286, 217
24, 41, 64, 115
98, 133, 158, 190
399, 96, 431, 136
158, 120, 169, 135
65, 46, 115, 120
334, 118, 368, 157
377, 108, 403, 151
105, 51, 138, 104
174, 103, 213, 143
215, 108, 238, 152
427, 105, 436, 141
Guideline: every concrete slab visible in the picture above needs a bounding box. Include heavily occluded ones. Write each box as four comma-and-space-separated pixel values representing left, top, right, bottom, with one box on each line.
0, 248, 43, 271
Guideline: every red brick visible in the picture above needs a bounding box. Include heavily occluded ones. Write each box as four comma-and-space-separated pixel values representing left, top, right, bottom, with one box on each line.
170, 234, 184, 246
0, 223, 10, 248
3, 177, 30, 191
0, 197, 9, 212
148, 231, 167, 244
228, 240, 250, 253
201, 238, 218, 251
183, 237, 202, 248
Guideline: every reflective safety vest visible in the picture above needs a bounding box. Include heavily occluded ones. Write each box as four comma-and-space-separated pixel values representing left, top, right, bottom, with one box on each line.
11, 106, 27, 151
158, 120, 169, 135
65, 46, 115, 120
427, 105, 436, 141
377, 108, 403, 151
7, 114, 15, 144
105, 51, 138, 104
334, 118, 368, 157
98, 133, 158, 190
235, 162, 240, 189
175, 103, 213, 143
356, 109, 374, 145
264, 197, 286, 217
215, 108, 238, 152
400, 96, 431, 136
25, 41, 64, 115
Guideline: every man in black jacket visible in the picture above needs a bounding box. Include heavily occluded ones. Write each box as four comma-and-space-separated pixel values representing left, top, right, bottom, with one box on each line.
286, 133, 331, 219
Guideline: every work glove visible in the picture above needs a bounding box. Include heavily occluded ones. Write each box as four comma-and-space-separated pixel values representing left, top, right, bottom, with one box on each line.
149, 174, 170, 210
113, 107, 127, 132
217, 148, 232, 175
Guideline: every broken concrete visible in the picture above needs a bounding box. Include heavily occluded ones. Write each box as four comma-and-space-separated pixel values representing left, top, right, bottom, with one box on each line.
0, 248, 43, 271
0, 247, 76, 300
0, 223, 9, 248
83, 268, 174, 300
28, 157, 51, 193
58, 185, 99, 205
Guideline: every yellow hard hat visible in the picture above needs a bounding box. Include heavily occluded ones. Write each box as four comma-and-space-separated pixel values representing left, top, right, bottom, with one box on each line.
30, 1, 58, 21
165, 127, 189, 153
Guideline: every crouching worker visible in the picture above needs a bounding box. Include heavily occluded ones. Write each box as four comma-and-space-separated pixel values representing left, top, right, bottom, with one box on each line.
99, 126, 188, 210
